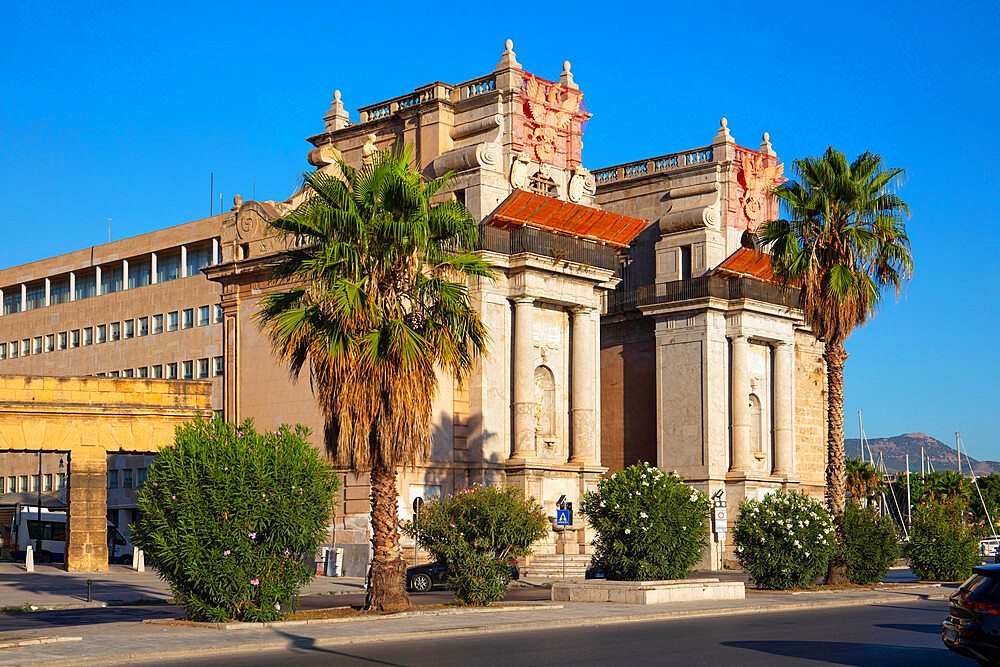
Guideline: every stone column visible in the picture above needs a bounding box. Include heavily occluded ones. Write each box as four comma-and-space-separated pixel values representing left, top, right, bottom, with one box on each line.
150, 253, 158, 285
773, 341, 795, 474
20, 284, 26, 312
212, 238, 220, 265
65, 451, 109, 572
122, 259, 129, 290
180, 246, 188, 278
569, 306, 597, 463
730, 335, 750, 472
95, 266, 102, 296
44, 278, 51, 307
0, 289, 4, 315
69, 272, 76, 301
511, 297, 535, 460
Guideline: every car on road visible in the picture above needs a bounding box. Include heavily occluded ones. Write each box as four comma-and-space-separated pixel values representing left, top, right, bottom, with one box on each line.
942, 563, 1000, 665
406, 558, 520, 592
585, 565, 606, 580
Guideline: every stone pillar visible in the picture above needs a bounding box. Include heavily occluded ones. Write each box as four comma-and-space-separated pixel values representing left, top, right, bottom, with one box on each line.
95, 266, 102, 296
122, 259, 129, 290
150, 253, 158, 285
0, 288, 4, 315
44, 278, 51, 307
65, 451, 109, 572
20, 284, 26, 312
180, 246, 188, 278
773, 341, 795, 474
212, 238, 220, 265
569, 307, 597, 463
69, 272, 76, 301
730, 335, 750, 472
511, 297, 535, 459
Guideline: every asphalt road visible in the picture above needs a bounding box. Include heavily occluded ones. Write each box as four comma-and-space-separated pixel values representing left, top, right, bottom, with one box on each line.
164, 598, 968, 666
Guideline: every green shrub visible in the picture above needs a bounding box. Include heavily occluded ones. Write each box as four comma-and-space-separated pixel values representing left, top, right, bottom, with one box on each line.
405, 484, 548, 606
733, 490, 835, 589
134, 417, 339, 622
904, 502, 979, 581
582, 462, 710, 581
839, 502, 899, 585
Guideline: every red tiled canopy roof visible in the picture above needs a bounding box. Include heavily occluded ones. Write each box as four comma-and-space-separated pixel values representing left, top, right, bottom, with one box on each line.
483, 190, 648, 248
712, 247, 782, 284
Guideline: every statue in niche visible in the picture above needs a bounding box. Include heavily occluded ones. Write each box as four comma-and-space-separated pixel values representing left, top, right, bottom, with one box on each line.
534, 366, 555, 438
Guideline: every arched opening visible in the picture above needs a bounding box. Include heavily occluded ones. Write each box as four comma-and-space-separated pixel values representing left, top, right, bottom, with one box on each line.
749, 393, 763, 455
534, 365, 556, 438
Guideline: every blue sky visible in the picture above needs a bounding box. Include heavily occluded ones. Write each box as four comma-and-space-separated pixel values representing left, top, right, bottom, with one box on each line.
2, 2, 997, 458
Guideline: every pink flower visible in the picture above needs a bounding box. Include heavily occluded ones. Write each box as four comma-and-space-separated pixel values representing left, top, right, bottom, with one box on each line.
248, 532, 257, 539
250, 578, 259, 585
449, 523, 456, 528
171, 495, 176, 500
223, 550, 231, 556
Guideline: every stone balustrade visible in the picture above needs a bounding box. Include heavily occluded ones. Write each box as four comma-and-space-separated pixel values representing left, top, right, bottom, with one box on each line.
356, 73, 499, 124
593, 146, 716, 185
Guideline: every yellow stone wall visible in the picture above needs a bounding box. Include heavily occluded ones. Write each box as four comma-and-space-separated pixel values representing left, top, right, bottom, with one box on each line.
0, 375, 212, 571
794, 331, 828, 501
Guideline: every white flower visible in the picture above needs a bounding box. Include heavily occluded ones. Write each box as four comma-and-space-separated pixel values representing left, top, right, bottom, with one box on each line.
625, 528, 631, 534
639, 512, 648, 519
274, 603, 281, 611
803, 520, 809, 526
793, 540, 800, 547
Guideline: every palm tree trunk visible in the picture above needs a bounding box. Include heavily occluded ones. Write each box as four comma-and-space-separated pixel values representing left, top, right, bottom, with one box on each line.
365, 462, 411, 612
824, 341, 849, 584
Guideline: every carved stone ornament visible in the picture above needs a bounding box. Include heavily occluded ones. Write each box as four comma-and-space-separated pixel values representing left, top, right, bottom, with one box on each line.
510, 154, 531, 189
362, 133, 378, 164
739, 153, 784, 228
568, 167, 595, 203
522, 75, 581, 164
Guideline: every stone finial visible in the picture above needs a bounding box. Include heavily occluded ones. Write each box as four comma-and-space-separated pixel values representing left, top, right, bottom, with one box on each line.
323, 89, 350, 132
760, 131, 776, 157
496, 38, 520, 70
231, 194, 243, 211
560, 60, 578, 90
714, 117, 734, 143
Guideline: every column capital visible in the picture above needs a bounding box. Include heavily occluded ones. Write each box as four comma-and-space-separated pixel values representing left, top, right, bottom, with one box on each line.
512, 296, 535, 306
569, 304, 595, 316
731, 333, 749, 343
775, 339, 794, 350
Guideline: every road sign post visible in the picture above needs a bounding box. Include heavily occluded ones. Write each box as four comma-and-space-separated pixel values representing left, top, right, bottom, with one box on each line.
412, 497, 424, 566
556, 502, 573, 580
712, 490, 727, 571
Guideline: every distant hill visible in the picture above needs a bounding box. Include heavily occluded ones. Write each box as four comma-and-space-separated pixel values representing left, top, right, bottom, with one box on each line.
845, 432, 1000, 476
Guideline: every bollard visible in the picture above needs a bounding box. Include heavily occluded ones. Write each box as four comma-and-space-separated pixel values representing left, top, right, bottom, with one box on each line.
87, 580, 93, 603
24, 545, 34, 573
137, 549, 145, 573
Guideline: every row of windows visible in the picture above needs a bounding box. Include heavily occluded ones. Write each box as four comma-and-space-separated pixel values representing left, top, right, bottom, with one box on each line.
1, 245, 219, 316
95, 356, 224, 380
107, 468, 148, 489
1, 473, 66, 494
0, 305, 222, 360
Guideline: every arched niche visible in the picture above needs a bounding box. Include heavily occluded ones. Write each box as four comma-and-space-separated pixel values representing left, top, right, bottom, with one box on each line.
749, 393, 763, 455
534, 365, 556, 438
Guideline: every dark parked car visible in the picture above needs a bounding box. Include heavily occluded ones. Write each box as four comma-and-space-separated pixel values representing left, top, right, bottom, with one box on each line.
406, 559, 519, 592
943, 564, 1000, 665
585, 565, 606, 580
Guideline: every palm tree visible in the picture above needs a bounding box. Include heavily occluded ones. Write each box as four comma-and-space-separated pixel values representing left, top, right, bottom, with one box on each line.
758, 147, 911, 581
254, 147, 493, 611
846, 457, 880, 504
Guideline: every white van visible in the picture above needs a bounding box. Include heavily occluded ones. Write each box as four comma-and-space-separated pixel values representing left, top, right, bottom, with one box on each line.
9, 505, 134, 564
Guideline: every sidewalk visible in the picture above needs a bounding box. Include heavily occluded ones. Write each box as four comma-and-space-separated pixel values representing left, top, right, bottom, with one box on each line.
0, 579, 954, 666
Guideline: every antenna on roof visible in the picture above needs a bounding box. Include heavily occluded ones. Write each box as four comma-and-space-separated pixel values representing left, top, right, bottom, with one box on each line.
210, 172, 214, 216
107, 218, 111, 243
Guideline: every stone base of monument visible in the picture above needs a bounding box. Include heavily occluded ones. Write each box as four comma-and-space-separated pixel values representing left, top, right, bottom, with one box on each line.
551, 578, 745, 604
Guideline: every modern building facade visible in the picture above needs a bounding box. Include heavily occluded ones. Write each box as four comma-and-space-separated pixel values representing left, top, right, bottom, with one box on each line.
0, 40, 828, 572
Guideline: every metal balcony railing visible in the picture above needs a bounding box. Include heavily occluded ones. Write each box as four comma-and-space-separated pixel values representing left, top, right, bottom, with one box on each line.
603, 276, 801, 313
476, 224, 619, 272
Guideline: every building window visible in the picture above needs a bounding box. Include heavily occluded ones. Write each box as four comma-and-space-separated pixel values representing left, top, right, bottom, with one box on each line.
152, 364, 163, 379
128, 260, 152, 289
183, 360, 194, 380
110, 322, 121, 341
167, 362, 178, 379
71, 329, 80, 348
45, 334, 54, 352
198, 305, 209, 326
7, 476, 15, 492
138, 317, 149, 336
137, 366, 148, 378
198, 358, 209, 378
156, 253, 181, 283
152, 314, 163, 334
19, 475, 28, 492
110, 370, 120, 377
57, 332, 67, 350
24, 284, 45, 311
75, 273, 96, 300
679, 245, 692, 280
0, 477, 4, 493
101, 267, 123, 294
21, 339, 30, 356
182, 309, 194, 329
50, 278, 70, 305
43, 474, 52, 491
107, 471, 119, 489
3, 292, 21, 315
168, 311, 178, 332
0, 343, 6, 360
124, 319, 134, 339
30, 475, 40, 492
123, 469, 133, 488
33, 336, 42, 355
186, 246, 213, 276
214, 304, 223, 323
9, 341, 18, 358
214, 356, 223, 376
56, 473, 65, 490
84, 327, 93, 346
97, 324, 107, 343
528, 172, 558, 196
124, 368, 134, 378
137, 468, 147, 487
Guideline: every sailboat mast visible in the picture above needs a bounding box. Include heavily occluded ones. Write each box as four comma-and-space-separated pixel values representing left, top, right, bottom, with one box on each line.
906, 454, 912, 530
956, 431, 962, 475
921, 446, 925, 479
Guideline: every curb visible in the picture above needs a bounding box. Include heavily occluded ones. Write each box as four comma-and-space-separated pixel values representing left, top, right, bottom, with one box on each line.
0, 636, 82, 650
3, 589, 951, 666
143, 603, 564, 630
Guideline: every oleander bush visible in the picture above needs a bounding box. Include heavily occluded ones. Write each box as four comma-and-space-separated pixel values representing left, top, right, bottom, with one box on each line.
405, 484, 548, 606
134, 417, 339, 622
582, 462, 711, 581
904, 502, 979, 581
733, 490, 835, 589
838, 502, 899, 585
